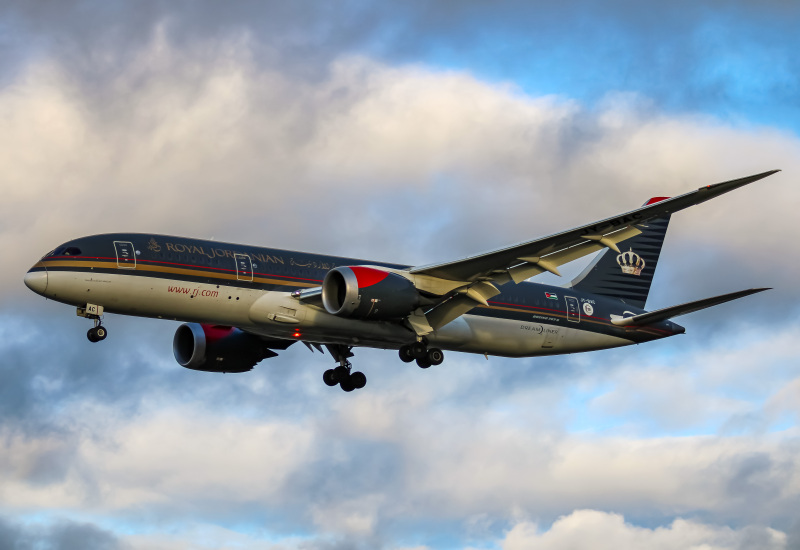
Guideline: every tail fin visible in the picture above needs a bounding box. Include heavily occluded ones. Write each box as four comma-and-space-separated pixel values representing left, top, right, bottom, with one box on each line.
569, 198, 671, 308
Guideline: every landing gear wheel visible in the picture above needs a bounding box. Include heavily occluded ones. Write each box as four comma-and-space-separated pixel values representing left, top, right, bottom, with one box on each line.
399, 345, 415, 363
427, 348, 444, 366
323, 369, 338, 387
87, 324, 107, 343
350, 371, 367, 389
340, 375, 356, 392
416, 357, 432, 369
333, 365, 349, 382
411, 341, 428, 360
324, 345, 364, 391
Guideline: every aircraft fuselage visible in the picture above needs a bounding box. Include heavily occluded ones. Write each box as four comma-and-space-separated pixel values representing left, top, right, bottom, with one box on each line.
25, 233, 683, 358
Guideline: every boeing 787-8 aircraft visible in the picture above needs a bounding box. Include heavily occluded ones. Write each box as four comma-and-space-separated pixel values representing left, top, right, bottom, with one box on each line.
24, 170, 779, 391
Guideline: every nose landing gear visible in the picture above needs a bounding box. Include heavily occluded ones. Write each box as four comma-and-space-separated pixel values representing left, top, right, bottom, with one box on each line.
78, 304, 108, 343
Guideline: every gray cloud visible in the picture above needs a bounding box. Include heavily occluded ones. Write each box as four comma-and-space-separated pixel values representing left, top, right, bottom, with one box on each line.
1, 3, 799, 548
3, 0, 799, 132
2, 46, 795, 312
1, 312, 799, 546
0, 516, 122, 550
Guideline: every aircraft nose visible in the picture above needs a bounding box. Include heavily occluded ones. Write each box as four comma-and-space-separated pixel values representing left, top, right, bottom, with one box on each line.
24, 270, 48, 296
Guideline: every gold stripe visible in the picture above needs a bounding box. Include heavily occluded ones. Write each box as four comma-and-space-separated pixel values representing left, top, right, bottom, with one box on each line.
40, 259, 319, 288
487, 303, 613, 330
485, 303, 666, 335
40, 259, 667, 335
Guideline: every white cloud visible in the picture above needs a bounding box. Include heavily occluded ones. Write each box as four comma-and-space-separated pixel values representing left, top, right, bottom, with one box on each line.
2, 20, 800, 550
502, 510, 787, 550
3, 33, 798, 304
2, 393, 799, 532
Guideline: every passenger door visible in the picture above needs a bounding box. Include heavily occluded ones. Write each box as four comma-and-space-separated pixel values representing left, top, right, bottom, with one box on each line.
114, 241, 136, 269
565, 296, 580, 323
235, 253, 253, 281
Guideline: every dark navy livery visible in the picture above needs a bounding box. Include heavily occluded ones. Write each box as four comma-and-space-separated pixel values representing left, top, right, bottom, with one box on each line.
24, 171, 778, 392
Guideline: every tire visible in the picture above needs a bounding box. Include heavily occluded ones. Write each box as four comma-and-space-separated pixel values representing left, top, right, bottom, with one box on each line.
411, 341, 428, 360
333, 365, 349, 382
398, 345, 415, 363
350, 371, 367, 389
95, 326, 107, 341
323, 369, 338, 386
416, 357, 431, 369
427, 348, 444, 366
87, 328, 99, 343
340, 376, 356, 392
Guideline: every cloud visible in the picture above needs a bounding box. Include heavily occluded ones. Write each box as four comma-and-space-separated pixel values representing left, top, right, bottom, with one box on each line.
2, 373, 799, 535
5, 0, 800, 134
1, 312, 798, 547
580, 319, 800, 434
2, 4, 800, 549
0, 516, 122, 550
2, 35, 797, 313
501, 510, 787, 550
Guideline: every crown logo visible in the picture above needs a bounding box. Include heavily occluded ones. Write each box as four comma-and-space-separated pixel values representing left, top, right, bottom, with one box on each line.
617, 248, 645, 276
147, 238, 161, 253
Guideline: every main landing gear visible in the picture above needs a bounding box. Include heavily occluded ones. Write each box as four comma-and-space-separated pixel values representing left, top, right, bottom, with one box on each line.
78, 304, 108, 343
323, 345, 367, 392
319, 341, 444, 391
398, 341, 444, 369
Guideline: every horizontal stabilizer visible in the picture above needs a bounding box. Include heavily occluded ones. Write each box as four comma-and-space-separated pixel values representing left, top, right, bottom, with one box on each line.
611, 288, 770, 326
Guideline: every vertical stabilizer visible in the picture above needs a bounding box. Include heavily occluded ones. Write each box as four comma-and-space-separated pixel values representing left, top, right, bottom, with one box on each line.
569, 199, 671, 308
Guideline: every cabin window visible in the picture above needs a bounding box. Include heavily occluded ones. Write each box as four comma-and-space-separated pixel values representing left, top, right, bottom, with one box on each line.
61, 247, 82, 256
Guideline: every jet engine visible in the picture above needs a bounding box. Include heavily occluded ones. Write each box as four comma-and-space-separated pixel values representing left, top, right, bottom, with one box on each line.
322, 266, 420, 320
173, 323, 280, 373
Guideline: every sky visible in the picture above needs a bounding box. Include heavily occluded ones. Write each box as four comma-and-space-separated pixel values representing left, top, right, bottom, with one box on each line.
1, 1, 799, 548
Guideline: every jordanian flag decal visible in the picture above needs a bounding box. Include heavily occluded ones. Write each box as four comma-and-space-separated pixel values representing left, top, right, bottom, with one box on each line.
545, 292, 558, 300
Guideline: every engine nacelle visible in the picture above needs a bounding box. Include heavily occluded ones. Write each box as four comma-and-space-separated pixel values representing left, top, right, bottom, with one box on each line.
322, 266, 420, 320
173, 323, 278, 373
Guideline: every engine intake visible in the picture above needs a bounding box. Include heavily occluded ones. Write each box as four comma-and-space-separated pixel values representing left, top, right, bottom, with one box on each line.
322, 266, 419, 320
173, 323, 278, 373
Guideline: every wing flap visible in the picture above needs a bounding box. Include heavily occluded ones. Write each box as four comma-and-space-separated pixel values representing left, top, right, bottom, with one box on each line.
426, 295, 483, 331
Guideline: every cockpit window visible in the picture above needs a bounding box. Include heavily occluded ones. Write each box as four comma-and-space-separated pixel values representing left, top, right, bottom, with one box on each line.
48, 246, 81, 257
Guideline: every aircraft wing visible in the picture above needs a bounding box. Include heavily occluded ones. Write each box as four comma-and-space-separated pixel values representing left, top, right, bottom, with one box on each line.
410, 170, 780, 284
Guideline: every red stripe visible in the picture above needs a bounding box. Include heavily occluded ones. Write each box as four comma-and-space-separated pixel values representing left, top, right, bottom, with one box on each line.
645, 196, 670, 205
487, 300, 673, 334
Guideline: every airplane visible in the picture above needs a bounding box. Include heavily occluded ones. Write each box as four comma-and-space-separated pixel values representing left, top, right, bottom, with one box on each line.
24, 170, 779, 392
